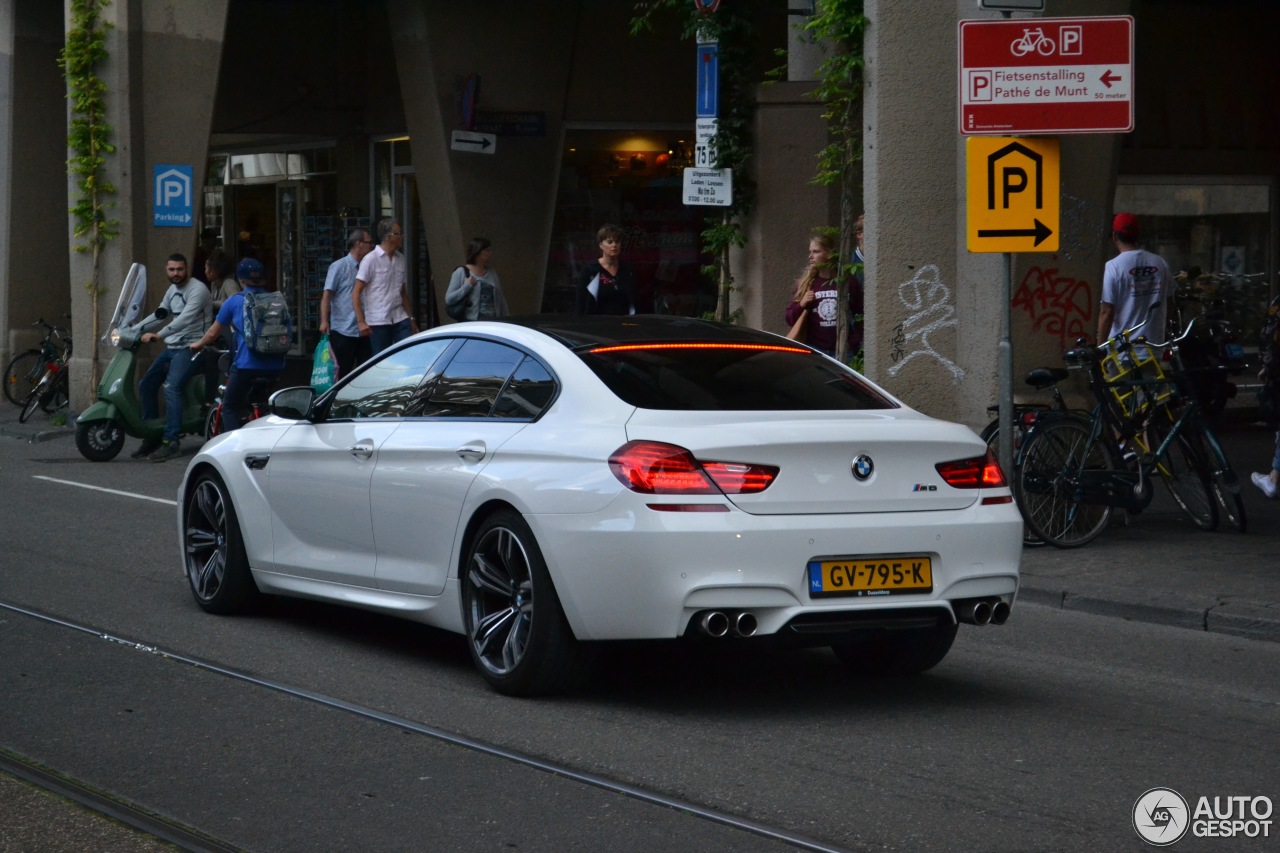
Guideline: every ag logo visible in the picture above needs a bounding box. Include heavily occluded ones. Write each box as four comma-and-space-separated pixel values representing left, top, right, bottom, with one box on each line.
1133, 787, 1189, 846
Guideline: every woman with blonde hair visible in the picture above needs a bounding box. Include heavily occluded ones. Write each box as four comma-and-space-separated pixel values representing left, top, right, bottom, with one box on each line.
783, 230, 862, 357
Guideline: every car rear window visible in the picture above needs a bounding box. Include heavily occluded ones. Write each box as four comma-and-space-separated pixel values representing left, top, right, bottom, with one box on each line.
578, 344, 897, 411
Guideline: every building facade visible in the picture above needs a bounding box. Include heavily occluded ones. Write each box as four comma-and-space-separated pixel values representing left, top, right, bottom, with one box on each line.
0, 0, 1274, 427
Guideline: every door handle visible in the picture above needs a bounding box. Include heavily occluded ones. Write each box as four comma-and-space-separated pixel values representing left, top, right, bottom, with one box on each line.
349, 439, 374, 460
456, 442, 486, 463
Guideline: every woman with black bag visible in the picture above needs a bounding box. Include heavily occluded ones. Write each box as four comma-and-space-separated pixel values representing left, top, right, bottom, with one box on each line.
445, 237, 509, 322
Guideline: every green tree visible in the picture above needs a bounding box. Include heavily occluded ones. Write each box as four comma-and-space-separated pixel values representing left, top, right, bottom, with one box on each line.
631, 2, 757, 323
800, 1, 869, 368
58, 0, 117, 387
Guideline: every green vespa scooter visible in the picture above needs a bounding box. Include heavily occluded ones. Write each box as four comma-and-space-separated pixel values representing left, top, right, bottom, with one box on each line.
76, 263, 209, 461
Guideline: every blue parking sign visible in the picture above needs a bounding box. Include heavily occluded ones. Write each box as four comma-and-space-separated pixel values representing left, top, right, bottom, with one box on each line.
153, 164, 193, 227
696, 43, 718, 118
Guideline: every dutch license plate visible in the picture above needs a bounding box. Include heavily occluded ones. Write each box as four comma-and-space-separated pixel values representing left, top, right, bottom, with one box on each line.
807, 556, 933, 597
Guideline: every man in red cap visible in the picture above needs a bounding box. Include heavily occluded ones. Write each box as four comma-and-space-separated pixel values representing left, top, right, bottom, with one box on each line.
1096, 212, 1173, 347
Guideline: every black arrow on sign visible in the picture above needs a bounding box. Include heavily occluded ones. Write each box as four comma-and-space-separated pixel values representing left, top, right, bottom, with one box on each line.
455, 135, 492, 150
977, 219, 1053, 246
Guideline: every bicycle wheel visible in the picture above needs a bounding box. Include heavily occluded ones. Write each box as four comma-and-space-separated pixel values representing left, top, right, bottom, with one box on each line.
3, 350, 43, 406
982, 418, 1044, 547
39, 368, 68, 412
1016, 417, 1113, 548
1196, 423, 1247, 533
204, 404, 222, 440
1144, 412, 1218, 531
18, 383, 43, 423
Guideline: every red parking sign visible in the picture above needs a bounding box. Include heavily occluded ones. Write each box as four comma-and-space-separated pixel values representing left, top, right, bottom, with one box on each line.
959, 16, 1133, 135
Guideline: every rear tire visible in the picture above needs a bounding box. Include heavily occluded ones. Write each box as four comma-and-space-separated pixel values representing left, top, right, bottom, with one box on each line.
462, 510, 590, 696
832, 617, 958, 676
75, 418, 125, 461
3, 350, 42, 406
1017, 418, 1114, 548
183, 471, 259, 614
18, 385, 42, 423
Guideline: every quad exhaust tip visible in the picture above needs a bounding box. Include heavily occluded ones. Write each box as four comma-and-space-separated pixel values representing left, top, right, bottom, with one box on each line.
955, 598, 1012, 626
697, 610, 758, 638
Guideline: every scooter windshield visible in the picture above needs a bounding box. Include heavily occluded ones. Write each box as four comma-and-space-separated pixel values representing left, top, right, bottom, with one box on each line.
104, 263, 148, 342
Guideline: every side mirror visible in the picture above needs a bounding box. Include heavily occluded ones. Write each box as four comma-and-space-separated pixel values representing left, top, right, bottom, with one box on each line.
269, 386, 317, 421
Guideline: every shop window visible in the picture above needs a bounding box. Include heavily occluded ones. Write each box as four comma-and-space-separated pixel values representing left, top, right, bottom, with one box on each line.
1115, 178, 1274, 346
541, 128, 714, 316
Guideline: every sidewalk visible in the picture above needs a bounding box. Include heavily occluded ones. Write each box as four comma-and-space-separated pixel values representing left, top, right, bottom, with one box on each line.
4, 400, 1279, 644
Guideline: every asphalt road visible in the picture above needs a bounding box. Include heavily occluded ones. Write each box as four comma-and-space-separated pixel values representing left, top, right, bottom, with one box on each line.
1, 436, 1278, 852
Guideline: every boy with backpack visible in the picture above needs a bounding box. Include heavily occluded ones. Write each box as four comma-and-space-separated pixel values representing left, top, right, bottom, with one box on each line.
188, 258, 291, 432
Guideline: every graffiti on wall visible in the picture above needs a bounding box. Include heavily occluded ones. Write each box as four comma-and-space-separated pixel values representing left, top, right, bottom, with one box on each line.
886, 264, 966, 382
1011, 264, 1094, 349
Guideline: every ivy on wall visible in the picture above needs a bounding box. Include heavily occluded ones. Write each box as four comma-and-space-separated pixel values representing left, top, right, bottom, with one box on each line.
57, 0, 117, 385
630, 1, 758, 323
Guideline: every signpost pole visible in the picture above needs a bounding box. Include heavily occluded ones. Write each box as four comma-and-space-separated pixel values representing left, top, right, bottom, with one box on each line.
999, 252, 1013, 479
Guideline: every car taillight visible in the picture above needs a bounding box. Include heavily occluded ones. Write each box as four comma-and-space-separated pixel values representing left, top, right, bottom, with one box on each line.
608, 441, 777, 495
935, 450, 1006, 489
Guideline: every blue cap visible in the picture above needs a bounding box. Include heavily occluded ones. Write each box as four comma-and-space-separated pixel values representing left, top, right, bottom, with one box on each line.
237, 257, 264, 285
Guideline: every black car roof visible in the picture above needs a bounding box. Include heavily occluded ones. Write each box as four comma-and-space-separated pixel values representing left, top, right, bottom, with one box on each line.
497, 314, 791, 351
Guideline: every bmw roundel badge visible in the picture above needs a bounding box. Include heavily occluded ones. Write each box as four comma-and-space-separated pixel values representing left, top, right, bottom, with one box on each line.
851, 454, 874, 481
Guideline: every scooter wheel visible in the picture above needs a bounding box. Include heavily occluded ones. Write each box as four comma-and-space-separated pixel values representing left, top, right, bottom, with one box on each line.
75, 418, 125, 462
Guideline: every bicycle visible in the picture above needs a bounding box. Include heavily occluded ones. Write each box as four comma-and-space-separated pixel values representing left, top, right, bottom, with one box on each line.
4, 318, 72, 407
1010, 27, 1055, 57
17, 346, 71, 424
1014, 316, 1244, 548
202, 350, 272, 440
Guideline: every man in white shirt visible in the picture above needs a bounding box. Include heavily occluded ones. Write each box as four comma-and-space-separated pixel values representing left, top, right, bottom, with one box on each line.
1097, 212, 1173, 347
352, 219, 418, 355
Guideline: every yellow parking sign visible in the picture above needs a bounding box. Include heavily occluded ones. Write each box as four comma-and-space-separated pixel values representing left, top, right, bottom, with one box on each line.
966, 136, 1059, 253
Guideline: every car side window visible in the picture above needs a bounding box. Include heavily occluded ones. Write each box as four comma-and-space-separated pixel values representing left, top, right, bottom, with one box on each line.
328, 339, 451, 419
419, 339, 526, 418
492, 357, 557, 419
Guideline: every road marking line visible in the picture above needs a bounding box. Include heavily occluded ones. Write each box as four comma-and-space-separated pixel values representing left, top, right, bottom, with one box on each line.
31, 475, 176, 506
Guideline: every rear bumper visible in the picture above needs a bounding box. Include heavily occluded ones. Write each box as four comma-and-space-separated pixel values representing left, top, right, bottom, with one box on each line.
527, 498, 1022, 641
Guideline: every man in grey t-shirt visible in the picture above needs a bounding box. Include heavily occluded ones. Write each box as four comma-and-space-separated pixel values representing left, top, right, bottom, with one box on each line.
1097, 212, 1172, 347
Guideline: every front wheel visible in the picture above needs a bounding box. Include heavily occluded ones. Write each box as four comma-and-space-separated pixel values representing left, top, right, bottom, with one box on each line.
39, 368, 68, 413
183, 471, 259, 614
1145, 414, 1217, 531
18, 385, 43, 423
1196, 426, 1247, 532
832, 617, 958, 676
982, 417, 1044, 548
1017, 418, 1114, 548
462, 510, 590, 696
204, 404, 222, 441
75, 418, 125, 462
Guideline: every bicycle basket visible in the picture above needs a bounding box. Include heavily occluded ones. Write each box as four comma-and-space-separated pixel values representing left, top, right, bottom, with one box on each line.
1099, 341, 1174, 419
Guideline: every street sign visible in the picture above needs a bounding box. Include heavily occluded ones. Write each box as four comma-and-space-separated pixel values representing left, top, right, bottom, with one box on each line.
696, 43, 719, 118
683, 167, 733, 207
966, 136, 1059, 252
694, 118, 717, 168
959, 16, 1133, 135
474, 111, 545, 137
450, 130, 496, 154
153, 164, 193, 227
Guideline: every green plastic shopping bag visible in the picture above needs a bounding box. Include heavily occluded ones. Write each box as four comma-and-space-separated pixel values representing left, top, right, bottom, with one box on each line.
311, 334, 337, 393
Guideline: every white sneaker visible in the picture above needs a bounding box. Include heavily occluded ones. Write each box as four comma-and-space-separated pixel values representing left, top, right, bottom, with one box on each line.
1251, 472, 1277, 499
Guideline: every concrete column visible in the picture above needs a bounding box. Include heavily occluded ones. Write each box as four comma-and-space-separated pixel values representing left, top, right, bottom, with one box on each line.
3, 2, 68, 367
65, 0, 227, 408
863, 0, 1130, 428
